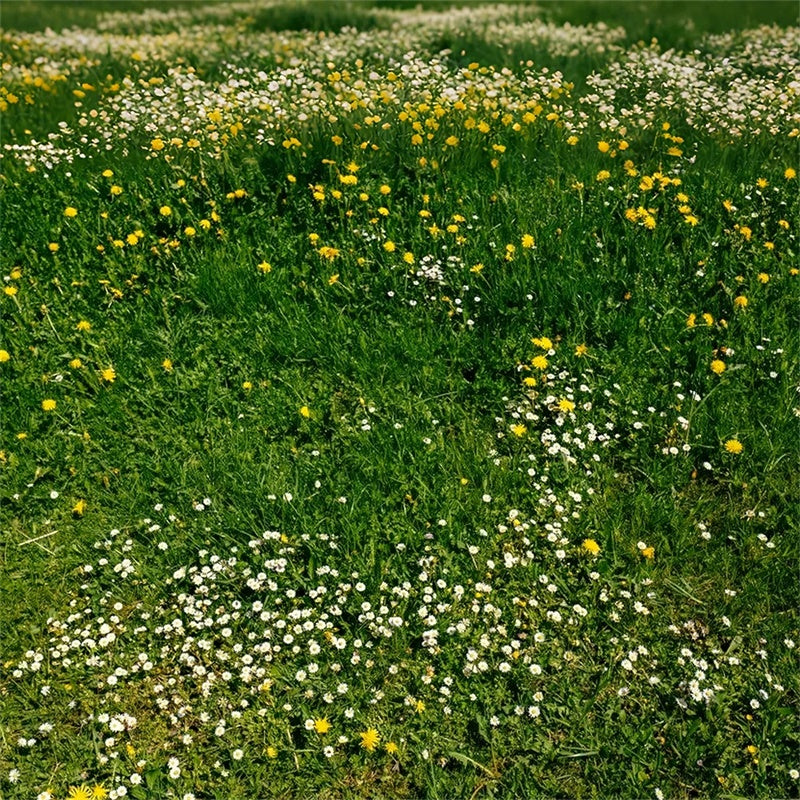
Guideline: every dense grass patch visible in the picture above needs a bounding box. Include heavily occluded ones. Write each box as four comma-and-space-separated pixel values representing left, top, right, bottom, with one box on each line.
1, 3, 798, 799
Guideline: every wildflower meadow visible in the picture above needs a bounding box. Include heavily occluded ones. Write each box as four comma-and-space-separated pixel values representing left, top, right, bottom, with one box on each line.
0, 2, 798, 799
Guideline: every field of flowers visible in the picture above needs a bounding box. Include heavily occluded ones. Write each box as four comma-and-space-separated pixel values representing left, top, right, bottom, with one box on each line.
0, 2, 798, 799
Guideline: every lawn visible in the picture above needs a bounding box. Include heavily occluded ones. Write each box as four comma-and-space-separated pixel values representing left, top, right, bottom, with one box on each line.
0, 2, 798, 799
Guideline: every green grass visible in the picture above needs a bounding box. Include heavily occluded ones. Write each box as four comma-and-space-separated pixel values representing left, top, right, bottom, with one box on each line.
1, 2, 798, 799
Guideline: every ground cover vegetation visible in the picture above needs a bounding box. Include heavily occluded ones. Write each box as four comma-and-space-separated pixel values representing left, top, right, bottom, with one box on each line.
0, 2, 798, 798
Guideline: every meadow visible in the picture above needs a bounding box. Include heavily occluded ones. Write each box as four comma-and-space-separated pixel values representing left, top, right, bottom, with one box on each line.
0, 2, 798, 798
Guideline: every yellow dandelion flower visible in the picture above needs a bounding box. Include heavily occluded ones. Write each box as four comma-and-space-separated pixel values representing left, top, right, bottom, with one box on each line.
73, 499, 87, 516
69, 358, 82, 369
64, 206, 78, 217
150, 138, 165, 151
784, 167, 796, 180
313, 718, 331, 734
511, 424, 527, 437
162, 359, 173, 372
641, 546, 655, 560
110, 185, 123, 195
710, 359, 726, 375
267, 746, 278, 758
0, 349, 9, 362
597, 141, 610, 153
734, 295, 748, 309
102, 169, 114, 178
159, 205, 172, 217
531, 336, 553, 350
558, 398, 575, 413
4, 285, 18, 296
299, 406, 312, 418
92, 786, 109, 800
67, 785, 92, 800
724, 439, 743, 454
582, 538, 600, 556
521, 234, 535, 249
48, 242, 59, 252
445, 135, 459, 147
686, 313, 696, 327
359, 728, 380, 751
101, 366, 116, 383
258, 261, 272, 273
77, 320, 92, 331
531, 355, 548, 370
383, 241, 396, 252
42, 399, 57, 411
757, 272, 769, 284
328, 274, 339, 285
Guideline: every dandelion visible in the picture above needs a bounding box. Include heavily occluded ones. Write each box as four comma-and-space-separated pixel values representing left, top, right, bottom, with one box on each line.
69, 358, 82, 369
724, 439, 743, 454
110, 185, 123, 196
328, 274, 339, 285
0, 349, 9, 362
4, 286, 18, 296
785, 167, 796, 180
92, 787, 109, 800
160, 206, 172, 217
521, 234, 535, 248
101, 366, 116, 383
162, 359, 173, 372
267, 746, 278, 758
359, 728, 379, 751
72, 499, 87, 515
734, 296, 748, 309
313, 718, 331, 734
511, 424, 527, 437
710, 359, 726, 375
532, 355, 548, 370
582, 538, 601, 556
258, 261, 272, 273
597, 141, 610, 153
151, 138, 165, 150
48, 243, 59, 252
42, 399, 57, 411
757, 272, 769, 284
445, 135, 459, 146
641, 546, 655, 559
64, 206, 78, 217
242, 381, 252, 390
558, 399, 576, 413
299, 406, 312, 418
67, 786, 92, 800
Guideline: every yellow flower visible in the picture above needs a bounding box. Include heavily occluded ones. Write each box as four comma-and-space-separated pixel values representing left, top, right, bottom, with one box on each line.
597, 140, 610, 153
69, 358, 83, 369
702, 312, 714, 326
686, 313, 696, 327
9, 267, 21, 280
42, 399, 57, 411
445, 135, 459, 146
102, 169, 114, 178
162, 359, 173, 372
160, 205, 172, 217
328, 274, 339, 285
757, 272, 769, 284
258, 261, 272, 273
313, 718, 331, 734
101, 366, 116, 383
110, 185, 123, 196
92, 786, 109, 800
596, 170, 611, 181
521, 234, 535, 249
582, 538, 600, 556
77, 320, 92, 331
558, 398, 575, 413
299, 406, 312, 418
383, 241, 396, 252
0, 349, 9, 362
73, 499, 87, 516
48, 242, 59, 252
184, 226, 196, 236
359, 728, 380, 751
4, 286, 18, 296
785, 167, 796, 180
523, 376, 537, 387
531, 336, 553, 350
150, 138, 165, 150
734, 295, 748, 309
385, 741, 399, 754
724, 439, 743, 454
67, 785, 92, 800
531, 355, 548, 370
64, 206, 78, 217
267, 746, 278, 758
379, 184, 391, 195
242, 381, 253, 390
641, 546, 655, 560
710, 359, 726, 375
511, 424, 527, 437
